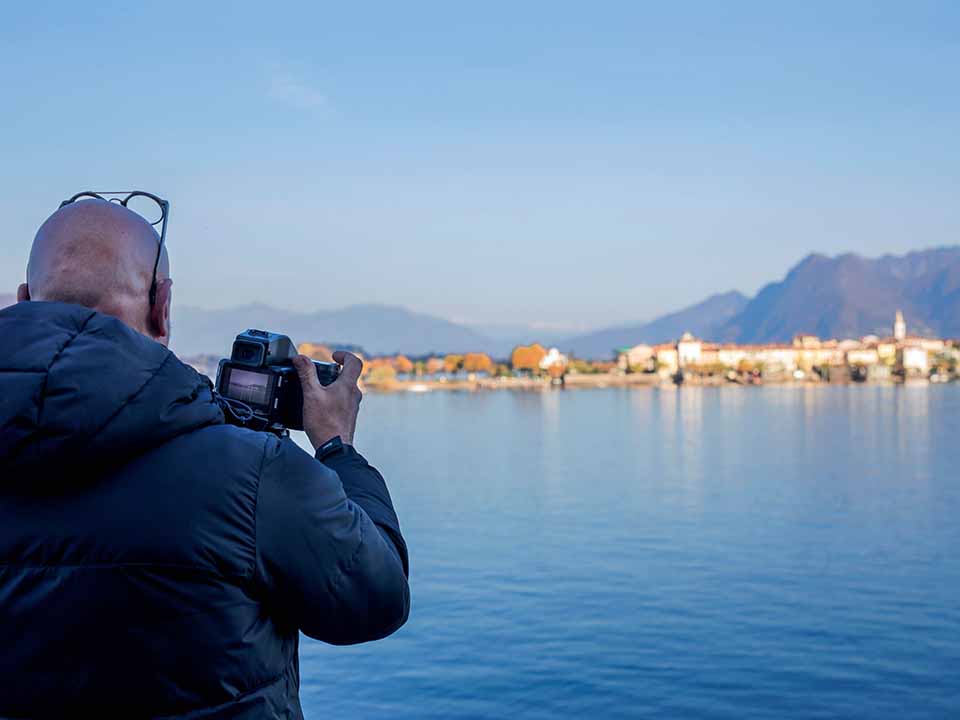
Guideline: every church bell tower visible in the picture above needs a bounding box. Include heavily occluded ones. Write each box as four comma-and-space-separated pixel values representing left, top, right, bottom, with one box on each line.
893, 310, 906, 341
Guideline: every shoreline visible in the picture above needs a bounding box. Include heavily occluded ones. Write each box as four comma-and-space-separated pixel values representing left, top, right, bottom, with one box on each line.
362, 373, 949, 393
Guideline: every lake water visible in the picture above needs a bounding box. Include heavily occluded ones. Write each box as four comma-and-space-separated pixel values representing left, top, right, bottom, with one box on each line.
295, 385, 960, 719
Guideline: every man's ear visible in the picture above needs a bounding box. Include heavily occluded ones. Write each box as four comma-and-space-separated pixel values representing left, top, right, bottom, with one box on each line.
149, 278, 173, 347
16, 283, 30, 302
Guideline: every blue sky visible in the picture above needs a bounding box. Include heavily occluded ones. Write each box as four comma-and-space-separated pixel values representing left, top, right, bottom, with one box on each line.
1, 1, 958, 330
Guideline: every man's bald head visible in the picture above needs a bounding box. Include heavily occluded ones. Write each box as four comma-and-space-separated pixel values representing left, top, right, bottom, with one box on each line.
20, 199, 173, 345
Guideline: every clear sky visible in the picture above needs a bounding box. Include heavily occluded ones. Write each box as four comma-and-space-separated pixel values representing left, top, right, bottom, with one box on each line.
2, 1, 958, 331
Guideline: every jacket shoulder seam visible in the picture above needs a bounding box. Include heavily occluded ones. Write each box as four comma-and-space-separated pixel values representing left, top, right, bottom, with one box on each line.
90, 352, 174, 440
249, 434, 272, 585
34, 310, 97, 426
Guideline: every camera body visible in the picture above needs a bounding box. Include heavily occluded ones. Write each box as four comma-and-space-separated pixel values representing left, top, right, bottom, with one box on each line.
215, 329, 340, 431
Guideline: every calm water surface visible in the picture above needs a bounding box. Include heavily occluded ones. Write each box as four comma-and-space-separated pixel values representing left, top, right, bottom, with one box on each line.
295, 385, 960, 719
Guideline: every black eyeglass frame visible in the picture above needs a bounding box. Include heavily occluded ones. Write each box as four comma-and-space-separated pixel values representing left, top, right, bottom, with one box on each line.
58, 190, 170, 306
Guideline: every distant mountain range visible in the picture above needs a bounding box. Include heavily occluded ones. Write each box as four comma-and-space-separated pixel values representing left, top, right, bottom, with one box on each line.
719, 247, 960, 343
7, 246, 960, 358
170, 303, 490, 358
559, 292, 749, 358
562, 247, 960, 355
0, 294, 13, 310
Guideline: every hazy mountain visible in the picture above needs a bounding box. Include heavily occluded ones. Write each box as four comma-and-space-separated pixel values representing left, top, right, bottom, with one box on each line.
721, 247, 960, 342
0, 294, 14, 309
467, 323, 578, 358
560, 291, 750, 358
170, 303, 492, 358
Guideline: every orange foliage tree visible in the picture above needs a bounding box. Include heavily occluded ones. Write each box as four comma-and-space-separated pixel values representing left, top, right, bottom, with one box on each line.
462, 352, 493, 374
511, 343, 547, 373
362, 357, 393, 378
443, 354, 464, 374
394, 355, 414, 374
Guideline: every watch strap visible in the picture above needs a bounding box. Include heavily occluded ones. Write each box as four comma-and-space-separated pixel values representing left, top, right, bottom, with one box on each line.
316, 435, 345, 461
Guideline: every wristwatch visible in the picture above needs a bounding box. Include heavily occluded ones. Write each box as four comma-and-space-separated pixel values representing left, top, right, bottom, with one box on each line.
316, 435, 346, 461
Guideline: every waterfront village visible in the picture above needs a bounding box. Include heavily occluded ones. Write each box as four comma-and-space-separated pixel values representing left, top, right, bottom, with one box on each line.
184, 311, 960, 392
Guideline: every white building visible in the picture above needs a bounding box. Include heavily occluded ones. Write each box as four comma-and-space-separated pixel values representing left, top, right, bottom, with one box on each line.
717, 345, 748, 368
676, 332, 702, 368
899, 345, 929, 376
920, 338, 945, 353
654, 345, 679, 375
760, 346, 800, 373
539, 347, 569, 371
846, 348, 880, 367
617, 344, 654, 371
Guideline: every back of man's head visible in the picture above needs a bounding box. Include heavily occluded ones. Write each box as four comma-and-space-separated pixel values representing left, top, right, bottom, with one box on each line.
19, 199, 173, 346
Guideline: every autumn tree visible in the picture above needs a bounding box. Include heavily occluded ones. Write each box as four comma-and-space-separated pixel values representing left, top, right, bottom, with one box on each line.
511, 343, 548, 373
462, 352, 493, 374
443, 354, 464, 374
362, 357, 394, 378
394, 355, 414, 375
425, 357, 445, 375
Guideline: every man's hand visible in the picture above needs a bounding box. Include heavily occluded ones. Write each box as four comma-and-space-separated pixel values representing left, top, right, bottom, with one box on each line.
292, 351, 363, 451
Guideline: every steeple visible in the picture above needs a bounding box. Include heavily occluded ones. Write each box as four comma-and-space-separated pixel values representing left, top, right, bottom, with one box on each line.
894, 310, 906, 341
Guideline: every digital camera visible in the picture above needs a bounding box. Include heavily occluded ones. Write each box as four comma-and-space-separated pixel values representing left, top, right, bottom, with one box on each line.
215, 329, 340, 432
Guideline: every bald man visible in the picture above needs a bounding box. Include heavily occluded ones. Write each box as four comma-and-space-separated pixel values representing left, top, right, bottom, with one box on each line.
0, 198, 410, 719
17, 200, 174, 344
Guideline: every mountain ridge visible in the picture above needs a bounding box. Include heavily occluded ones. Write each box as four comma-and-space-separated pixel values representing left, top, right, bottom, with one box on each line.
559, 291, 749, 358
719, 246, 960, 343
170, 302, 492, 357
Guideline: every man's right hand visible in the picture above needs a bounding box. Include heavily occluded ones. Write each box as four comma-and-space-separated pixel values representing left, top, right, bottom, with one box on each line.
292, 351, 364, 451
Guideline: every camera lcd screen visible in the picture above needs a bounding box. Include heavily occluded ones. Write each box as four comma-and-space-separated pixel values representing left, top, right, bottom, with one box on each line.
226, 368, 273, 409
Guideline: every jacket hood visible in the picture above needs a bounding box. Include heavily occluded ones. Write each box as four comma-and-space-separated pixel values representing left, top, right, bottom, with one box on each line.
0, 301, 223, 482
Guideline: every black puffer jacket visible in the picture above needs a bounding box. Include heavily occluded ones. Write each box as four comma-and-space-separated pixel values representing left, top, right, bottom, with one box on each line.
0, 301, 410, 719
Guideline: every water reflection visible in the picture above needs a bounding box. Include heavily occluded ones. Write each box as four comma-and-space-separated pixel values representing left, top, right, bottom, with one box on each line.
299, 385, 960, 720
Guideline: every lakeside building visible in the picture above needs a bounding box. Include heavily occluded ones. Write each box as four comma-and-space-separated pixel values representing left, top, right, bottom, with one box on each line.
618, 343, 655, 371
654, 344, 679, 374
677, 333, 703, 367
539, 347, 569, 372
617, 311, 959, 381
